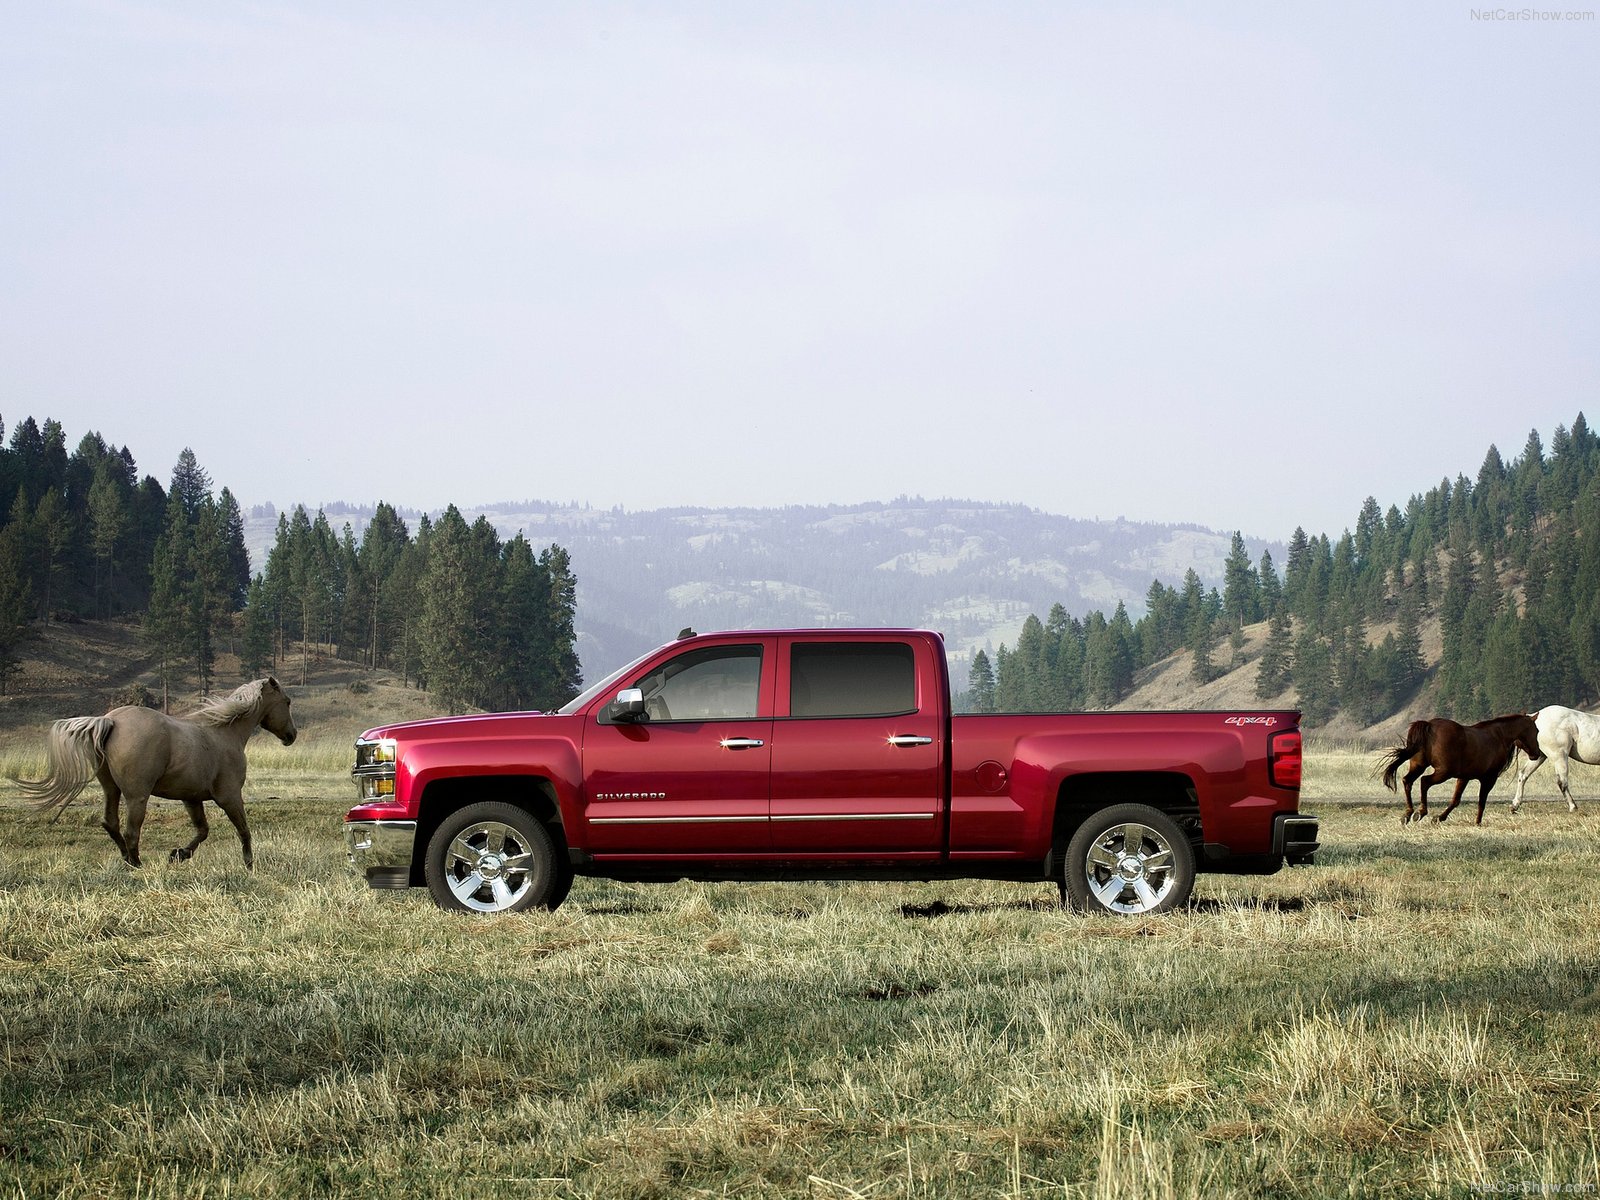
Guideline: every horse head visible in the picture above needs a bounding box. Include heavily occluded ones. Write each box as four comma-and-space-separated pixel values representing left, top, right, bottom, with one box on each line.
262, 677, 297, 746
1512, 713, 1541, 759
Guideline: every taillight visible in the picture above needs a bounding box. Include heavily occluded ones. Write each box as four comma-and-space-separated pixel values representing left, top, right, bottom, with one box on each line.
1269, 729, 1302, 790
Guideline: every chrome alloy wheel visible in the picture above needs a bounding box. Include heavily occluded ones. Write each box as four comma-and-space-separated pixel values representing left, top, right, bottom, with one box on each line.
1081, 820, 1178, 915
440, 820, 537, 912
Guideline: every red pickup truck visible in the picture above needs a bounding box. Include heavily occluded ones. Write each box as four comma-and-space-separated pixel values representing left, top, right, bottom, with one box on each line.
344, 628, 1317, 917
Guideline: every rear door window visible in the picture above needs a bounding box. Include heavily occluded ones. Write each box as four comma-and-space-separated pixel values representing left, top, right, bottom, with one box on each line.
789, 642, 915, 718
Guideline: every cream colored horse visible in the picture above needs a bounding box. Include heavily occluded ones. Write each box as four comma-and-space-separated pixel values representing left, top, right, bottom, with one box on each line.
1510, 705, 1600, 813
13, 678, 297, 867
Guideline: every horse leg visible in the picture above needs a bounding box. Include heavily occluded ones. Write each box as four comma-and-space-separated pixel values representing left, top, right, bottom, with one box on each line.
212, 790, 253, 870
1554, 753, 1577, 813
120, 792, 148, 868
1436, 778, 1467, 823
1475, 778, 1493, 825
1511, 751, 1546, 812
97, 774, 131, 861
1417, 772, 1437, 822
170, 800, 209, 863
1402, 765, 1425, 824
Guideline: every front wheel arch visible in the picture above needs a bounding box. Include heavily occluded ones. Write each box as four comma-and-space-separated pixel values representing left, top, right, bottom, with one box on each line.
413, 774, 567, 886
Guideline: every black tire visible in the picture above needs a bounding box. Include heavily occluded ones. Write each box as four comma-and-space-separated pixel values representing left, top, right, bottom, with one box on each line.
1063, 803, 1195, 916
424, 801, 565, 914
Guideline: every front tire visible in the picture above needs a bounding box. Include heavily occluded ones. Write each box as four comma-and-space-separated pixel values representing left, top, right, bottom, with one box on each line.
1064, 803, 1195, 916
425, 801, 565, 914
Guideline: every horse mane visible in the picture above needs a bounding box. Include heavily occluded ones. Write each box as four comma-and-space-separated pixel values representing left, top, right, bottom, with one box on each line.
188, 679, 271, 728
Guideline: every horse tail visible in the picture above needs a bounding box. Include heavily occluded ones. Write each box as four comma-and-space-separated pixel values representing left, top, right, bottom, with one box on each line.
11, 716, 115, 822
1377, 719, 1431, 792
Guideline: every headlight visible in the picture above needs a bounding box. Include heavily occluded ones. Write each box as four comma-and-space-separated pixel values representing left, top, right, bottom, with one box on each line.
358, 775, 397, 801
353, 739, 399, 801
354, 737, 398, 770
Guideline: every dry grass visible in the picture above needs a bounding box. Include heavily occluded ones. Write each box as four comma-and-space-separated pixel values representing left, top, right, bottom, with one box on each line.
4, 752, 1600, 1197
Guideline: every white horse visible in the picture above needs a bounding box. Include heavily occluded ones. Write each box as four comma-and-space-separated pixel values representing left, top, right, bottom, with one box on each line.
1510, 705, 1600, 813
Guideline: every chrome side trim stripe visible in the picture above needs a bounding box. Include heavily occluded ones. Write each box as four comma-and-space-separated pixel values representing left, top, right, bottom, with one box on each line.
590, 812, 936, 825
589, 815, 768, 825
771, 812, 934, 822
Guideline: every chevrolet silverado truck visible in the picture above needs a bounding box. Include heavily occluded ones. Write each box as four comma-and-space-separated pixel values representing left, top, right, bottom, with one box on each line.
344, 628, 1317, 917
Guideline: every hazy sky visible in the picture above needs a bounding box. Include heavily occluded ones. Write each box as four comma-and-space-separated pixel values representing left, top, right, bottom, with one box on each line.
3, 2, 1596, 542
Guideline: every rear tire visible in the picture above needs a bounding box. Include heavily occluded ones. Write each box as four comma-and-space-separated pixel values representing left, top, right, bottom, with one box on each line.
424, 801, 565, 914
1064, 803, 1195, 916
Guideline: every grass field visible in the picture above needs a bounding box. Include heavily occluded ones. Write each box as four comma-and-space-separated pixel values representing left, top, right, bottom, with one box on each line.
3, 727, 1600, 1197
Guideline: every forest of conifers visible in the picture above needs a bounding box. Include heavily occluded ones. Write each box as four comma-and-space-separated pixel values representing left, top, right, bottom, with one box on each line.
4, 411, 1598, 727
968, 414, 1600, 726
0, 415, 579, 712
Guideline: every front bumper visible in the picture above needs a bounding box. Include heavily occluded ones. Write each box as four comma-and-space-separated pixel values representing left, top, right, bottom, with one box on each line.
344, 819, 418, 889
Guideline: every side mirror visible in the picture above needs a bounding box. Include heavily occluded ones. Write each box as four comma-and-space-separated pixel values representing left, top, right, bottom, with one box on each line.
609, 687, 647, 723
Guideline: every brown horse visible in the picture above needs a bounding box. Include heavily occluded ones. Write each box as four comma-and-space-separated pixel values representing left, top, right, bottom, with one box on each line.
12, 678, 297, 868
1378, 714, 1542, 825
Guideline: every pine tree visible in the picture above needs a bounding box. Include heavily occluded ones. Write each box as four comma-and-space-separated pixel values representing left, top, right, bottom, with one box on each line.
1354, 496, 1384, 571
1284, 527, 1310, 613
993, 644, 1023, 711
32, 489, 74, 624
416, 506, 499, 710
144, 493, 191, 709
1482, 610, 1536, 716
1187, 605, 1217, 685
1335, 607, 1379, 725
1013, 614, 1048, 710
218, 487, 251, 607
394, 514, 431, 688
358, 502, 410, 669
88, 461, 127, 618
1292, 628, 1337, 725
170, 448, 211, 523
190, 496, 233, 689
1084, 607, 1133, 706
1041, 603, 1073, 707
1255, 610, 1293, 700
1141, 580, 1182, 663
0, 519, 33, 695
967, 649, 996, 714
1053, 619, 1086, 709
1258, 550, 1283, 617
535, 543, 582, 707
1392, 589, 1424, 697
1221, 531, 1260, 628
241, 576, 274, 677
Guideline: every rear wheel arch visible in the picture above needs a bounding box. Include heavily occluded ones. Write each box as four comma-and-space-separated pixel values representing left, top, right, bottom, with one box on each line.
1050, 771, 1202, 863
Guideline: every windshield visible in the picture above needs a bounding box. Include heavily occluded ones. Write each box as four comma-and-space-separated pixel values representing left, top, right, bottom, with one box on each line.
555, 645, 662, 715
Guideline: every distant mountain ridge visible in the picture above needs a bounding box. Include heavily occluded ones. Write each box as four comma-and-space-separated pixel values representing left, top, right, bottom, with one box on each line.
244, 498, 1283, 676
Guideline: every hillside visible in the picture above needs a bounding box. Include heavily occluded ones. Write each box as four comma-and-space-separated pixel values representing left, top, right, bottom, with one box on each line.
1113, 610, 1448, 747
0, 620, 449, 763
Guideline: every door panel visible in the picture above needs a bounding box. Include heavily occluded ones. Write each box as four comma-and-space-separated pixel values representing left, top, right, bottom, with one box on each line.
769, 638, 943, 856
581, 640, 775, 856
582, 720, 772, 854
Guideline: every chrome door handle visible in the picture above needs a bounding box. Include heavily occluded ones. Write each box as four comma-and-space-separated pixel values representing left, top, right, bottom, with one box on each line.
887, 735, 935, 747
720, 737, 765, 750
